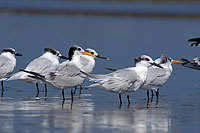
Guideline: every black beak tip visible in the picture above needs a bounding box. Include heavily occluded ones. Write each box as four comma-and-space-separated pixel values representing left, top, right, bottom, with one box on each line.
60, 56, 68, 59
97, 55, 110, 60
15, 53, 23, 56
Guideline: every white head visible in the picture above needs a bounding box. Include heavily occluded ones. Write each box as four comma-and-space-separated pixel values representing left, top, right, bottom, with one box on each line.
67, 45, 96, 61
193, 57, 200, 65
1, 48, 23, 57
155, 54, 182, 70
134, 55, 163, 68
85, 48, 109, 60
155, 55, 171, 67
85, 48, 98, 57
44, 48, 67, 60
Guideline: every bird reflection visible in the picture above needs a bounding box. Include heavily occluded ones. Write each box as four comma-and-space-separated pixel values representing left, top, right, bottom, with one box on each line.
0, 96, 94, 133
0, 97, 171, 133
95, 106, 171, 133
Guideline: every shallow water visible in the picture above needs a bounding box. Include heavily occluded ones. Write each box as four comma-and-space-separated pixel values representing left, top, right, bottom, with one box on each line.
0, 0, 200, 132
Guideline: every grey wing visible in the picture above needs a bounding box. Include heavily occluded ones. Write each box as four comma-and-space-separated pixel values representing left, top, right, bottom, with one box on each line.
146, 67, 169, 86
105, 67, 118, 72
46, 64, 85, 89
59, 60, 69, 67
26, 58, 55, 74
89, 68, 144, 93
0, 56, 15, 79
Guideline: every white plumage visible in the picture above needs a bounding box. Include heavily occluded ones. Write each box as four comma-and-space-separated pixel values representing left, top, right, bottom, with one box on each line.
141, 55, 182, 101
20, 45, 108, 102
59, 47, 109, 94
7, 48, 66, 97
82, 55, 163, 105
0, 48, 23, 96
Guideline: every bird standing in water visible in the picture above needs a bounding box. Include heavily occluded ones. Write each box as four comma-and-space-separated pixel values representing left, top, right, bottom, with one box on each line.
8, 48, 67, 97
81, 55, 163, 105
141, 55, 182, 102
0, 48, 23, 96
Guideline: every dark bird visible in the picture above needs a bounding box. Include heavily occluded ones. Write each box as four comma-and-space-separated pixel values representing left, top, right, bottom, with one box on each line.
182, 57, 200, 70
188, 38, 200, 47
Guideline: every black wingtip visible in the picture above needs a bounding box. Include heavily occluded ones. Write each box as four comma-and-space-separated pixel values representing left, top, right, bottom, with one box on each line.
19, 69, 45, 78
187, 38, 200, 42
80, 71, 96, 79
105, 68, 118, 72
28, 75, 44, 81
80, 70, 88, 76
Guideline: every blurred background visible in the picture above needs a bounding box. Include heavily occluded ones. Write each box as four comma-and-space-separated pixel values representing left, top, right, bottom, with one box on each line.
0, 0, 200, 72
0, 0, 200, 133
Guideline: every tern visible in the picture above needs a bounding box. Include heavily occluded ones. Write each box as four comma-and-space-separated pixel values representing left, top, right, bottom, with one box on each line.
81, 55, 163, 105
0, 48, 23, 96
8, 48, 67, 97
188, 37, 200, 47
141, 55, 182, 101
64, 48, 109, 94
181, 57, 200, 70
20, 45, 108, 102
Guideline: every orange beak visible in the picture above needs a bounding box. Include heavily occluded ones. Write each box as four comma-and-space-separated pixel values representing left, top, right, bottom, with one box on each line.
172, 60, 183, 63
81, 51, 96, 57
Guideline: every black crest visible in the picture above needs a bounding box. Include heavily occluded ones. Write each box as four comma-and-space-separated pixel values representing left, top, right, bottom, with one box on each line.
44, 48, 58, 56
2, 48, 15, 54
68, 45, 81, 61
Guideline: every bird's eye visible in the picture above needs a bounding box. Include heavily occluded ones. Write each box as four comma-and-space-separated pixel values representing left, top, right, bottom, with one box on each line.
145, 58, 150, 61
91, 52, 94, 55
52, 51, 56, 55
77, 48, 81, 51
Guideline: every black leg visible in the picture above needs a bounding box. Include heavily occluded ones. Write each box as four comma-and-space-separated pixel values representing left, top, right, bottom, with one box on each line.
151, 90, 154, 97
147, 90, 149, 101
127, 95, 130, 105
119, 94, 122, 105
36, 83, 39, 97
1, 81, 4, 97
79, 85, 82, 95
156, 89, 159, 100
71, 89, 74, 103
156, 98, 159, 107
44, 83, 47, 97
62, 90, 65, 101
73, 86, 77, 95
62, 100, 65, 110
151, 90, 154, 102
